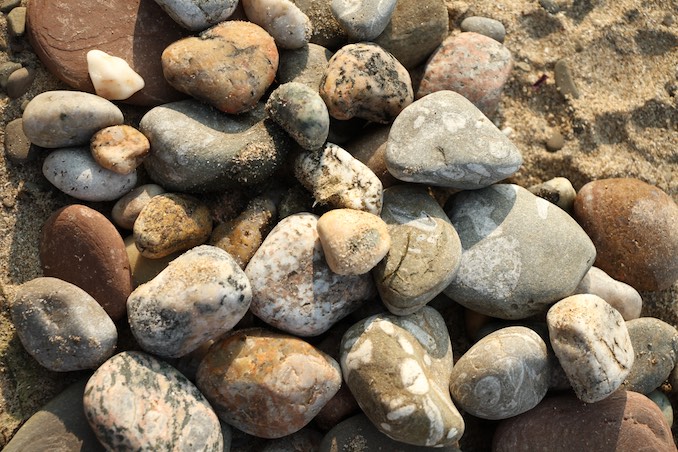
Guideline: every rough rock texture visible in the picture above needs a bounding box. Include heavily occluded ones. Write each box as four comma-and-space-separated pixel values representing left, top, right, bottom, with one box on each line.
90, 125, 150, 175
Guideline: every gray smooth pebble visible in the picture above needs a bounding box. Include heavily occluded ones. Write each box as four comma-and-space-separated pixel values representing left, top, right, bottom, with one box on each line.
460, 16, 506, 43
331, 0, 397, 40
154, 0, 239, 30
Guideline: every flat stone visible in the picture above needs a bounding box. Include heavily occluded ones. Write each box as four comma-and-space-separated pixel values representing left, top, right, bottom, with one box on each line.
331, 0, 396, 40
112, 184, 166, 230
242, 0, 312, 49
460, 16, 506, 43
6, 66, 34, 98
623, 317, 678, 394
154, 0, 239, 30
574, 266, 643, 320
278, 43, 334, 90
91, 125, 150, 175
4, 117, 38, 163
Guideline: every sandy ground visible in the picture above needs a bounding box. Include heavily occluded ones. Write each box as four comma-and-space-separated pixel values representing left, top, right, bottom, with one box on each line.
0, 0, 676, 447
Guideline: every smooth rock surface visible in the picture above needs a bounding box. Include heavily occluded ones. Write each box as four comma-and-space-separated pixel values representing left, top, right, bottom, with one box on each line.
242, 0, 312, 49
460, 16, 506, 43
278, 43, 334, 90
331, 0, 396, 40
623, 317, 678, 394
527, 176, 576, 212
154, 0, 239, 30
4, 117, 36, 163
574, 266, 643, 320
91, 125, 150, 175
112, 184, 166, 230
6, 66, 34, 98
86, 50, 145, 101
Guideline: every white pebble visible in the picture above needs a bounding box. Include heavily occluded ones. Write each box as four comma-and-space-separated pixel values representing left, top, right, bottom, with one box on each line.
87, 50, 145, 100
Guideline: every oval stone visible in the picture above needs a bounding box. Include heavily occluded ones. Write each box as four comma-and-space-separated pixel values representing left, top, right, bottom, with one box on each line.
623, 317, 678, 394
112, 184, 166, 230
155, 0, 239, 30
460, 16, 506, 43
574, 266, 642, 320
90, 124, 150, 175
242, 0, 312, 49
331, 0, 396, 40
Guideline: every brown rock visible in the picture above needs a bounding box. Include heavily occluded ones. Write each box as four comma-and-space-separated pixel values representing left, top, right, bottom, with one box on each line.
40, 204, 132, 321
573, 178, 678, 291
343, 124, 399, 188
91, 125, 150, 175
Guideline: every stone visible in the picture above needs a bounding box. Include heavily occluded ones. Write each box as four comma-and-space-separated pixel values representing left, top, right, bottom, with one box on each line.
162, 21, 278, 114
319, 43, 413, 123
417, 32, 513, 117
128, 245, 252, 358
574, 266, 643, 320
294, 143, 383, 215
331, 0, 396, 40
124, 235, 183, 288
647, 390, 674, 428
0, 61, 22, 88
133, 193, 212, 259
261, 428, 323, 451
140, 100, 291, 192
22, 91, 123, 148
373, 185, 462, 315
265, 82, 330, 150
86, 50, 145, 100
527, 176, 576, 212
0, 0, 20, 14
40, 204, 132, 321
386, 91, 522, 189
42, 147, 137, 202
278, 43, 334, 90
4, 117, 38, 163
11, 277, 117, 372
492, 391, 676, 452
84, 351, 223, 450
545, 129, 565, 151
340, 307, 464, 447
196, 328, 342, 438
623, 317, 678, 394
91, 125, 150, 175
245, 213, 375, 336
449, 326, 549, 420
242, 0, 312, 49
6, 67, 35, 98
6, 6, 26, 37
460, 16, 506, 43
573, 178, 678, 291
554, 58, 580, 99
26, 0, 189, 106
317, 209, 391, 275
444, 184, 596, 319
547, 294, 634, 403
112, 184, 166, 230
343, 125, 399, 188
313, 385, 360, 431
291, 0, 347, 48
154, 0, 239, 30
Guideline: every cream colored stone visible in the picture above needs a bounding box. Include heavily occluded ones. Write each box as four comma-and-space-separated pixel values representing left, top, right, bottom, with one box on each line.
574, 266, 643, 320
87, 50, 145, 100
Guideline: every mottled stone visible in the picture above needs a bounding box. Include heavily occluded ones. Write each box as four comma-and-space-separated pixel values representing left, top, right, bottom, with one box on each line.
4, 117, 37, 163
84, 351, 223, 450
386, 91, 522, 189
242, 0, 312, 49
319, 43, 413, 123
196, 328, 342, 438
11, 277, 117, 371
278, 43, 333, 90
124, 235, 182, 288
291, 0, 347, 48
343, 125, 399, 188
444, 184, 596, 319
373, 185, 462, 315
460, 16, 506, 43
112, 184, 166, 230
6, 66, 34, 98
155, 0, 239, 30
574, 266, 643, 320
91, 125, 150, 174
341, 307, 464, 447
245, 213, 375, 336
331, 0, 396, 40
573, 178, 678, 291
527, 176, 576, 212
623, 317, 678, 394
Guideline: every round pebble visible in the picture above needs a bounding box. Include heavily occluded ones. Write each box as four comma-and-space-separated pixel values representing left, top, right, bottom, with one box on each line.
647, 390, 674, 428
623, 317, 678, 394
545, 129, 565, 151
91, 124, 150, 174
6, 67, 34, 98
574, 266, 643, 320
242, 0, 312, 49
331, 0, 396, 40
4, 117, 37, 163
154, 0, 239, 30
0, 61, 22, 88
112, 184, 166, 230
460, 16, 506, 43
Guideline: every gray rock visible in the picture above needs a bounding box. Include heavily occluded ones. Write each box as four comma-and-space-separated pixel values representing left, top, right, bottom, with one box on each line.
444, 184, 596, 319
278, 43, 333, 90
331, 0, 396, 40
242, 0, 313, 49
647, 390, 674, 428
623, 317, 678, 394
574, 266, 643, 320
460, 16, 506, 43
154, 0, 239, 31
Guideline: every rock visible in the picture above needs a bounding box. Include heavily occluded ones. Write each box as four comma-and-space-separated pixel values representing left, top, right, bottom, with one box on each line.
545, 129, 565, 151
11, 277, 117, 371
162, 21, 278, 114
573, 178, 678, 291
444, 184, 596, 319
317, 209, 391, 275
154, 0, 239, 30
539, 0, 560, 14
42, 147, 137, 202
278, 43, 334, 90
26, 0, 189, 106
40, 204, 132, 321
574, 266, 643, 320
417, 32, 513, 117
331, 0, 396, 40
133, 193, 212, 259
0, 61, 22, 88
0, 0, 19, 14
86, 50, 145, 101
4, 117, 37, 163
623, 317, 678, 394
460, 16, 506, 43
128, 245, 251, 358
340, 307, 464, 447
527, 176, 576, 212
242, 0, 312, 49
554, 58, 580, 99
265, 82, 329, 150
6, 6, 26, 37
313, 385, 360, 431
343, 125, 399, 188
112, 184, 166, 230
492, 391, 677, 452
319, 43, 413, 123
196, 328, 342, 438
84, 351, 223, 450
547, 294, 634, 403
22, 91, 123, 148
261, 428, 323, 451
124, 235, 183, 288
245, 213, 375, 336
291, 0, 347, 49
6, 66, 34, 98
373, 185, 462, 315
294, 143, 383, 214
91, 125, 150, 175
647, 390, 674, 428
449, 326, 549, 420
140, 100, 291, 192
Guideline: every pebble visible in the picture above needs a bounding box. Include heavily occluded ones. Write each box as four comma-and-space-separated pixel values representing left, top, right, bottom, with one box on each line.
648, 390, 674, 428
573, 178, 678, 291
124, 235, 183, 288
574, 266, 643, 320
140, 100, 291, 192
6, 67, 34, 98
245, 213, 375, 336
90, 124, 150, 175
128, 245, 251, 358
493, 391, 676, 451
539, 0, 560, 14
340, 307, 464, 447
449, 326, 549, 420
0, 0, 20, 13
547, 294, 634, 403
278, 43, 334, 90
622, 317, 678, 394
6, 6, 26, 37
242, 0, 312, 49
4, 117, 37, 163
292, 0, 347, 48
554, 59, 580, 99
373, 185, 462, 315
316, 208, 391, 275
331, 0, 396, 40
386, 91, 523, 189
42, 147, 137, 202
265, 82, 330, 150
261, 428, 323, 451
133, 193, 212, 259
154, 0, 239, 30
196, 328, 342, 438
343, 124, 399, 188
162, 21, 278, 114
40, 204, 132, 321
294, 143, 383, 214
11, 277, 117, 371
0, 61, 22, 88
314, 385, 360, 431
22, 91, 124, 148
527, 176, 576, 212
112, 184, 165, 230
417, 32, 513, 117
545, 128, 565, 151
319, 43, 413, 123
460, 16, 506, 43
444, 184, 596, 319
84, 351, 223, 450
86, 49, 145, 101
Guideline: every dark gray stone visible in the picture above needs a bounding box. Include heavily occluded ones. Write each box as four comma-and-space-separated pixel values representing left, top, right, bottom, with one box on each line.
623, 317, 678, 394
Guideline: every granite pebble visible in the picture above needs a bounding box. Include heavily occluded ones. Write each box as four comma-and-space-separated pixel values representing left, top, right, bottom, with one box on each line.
331, 0, 396, 40
90, 124, 150, 175
460, 16, 506, 43
623, 317, 678, 394
574, 266, 643, 320
154, 0, 239, 30
242, 0, 312, 49
112, 184, 166, 230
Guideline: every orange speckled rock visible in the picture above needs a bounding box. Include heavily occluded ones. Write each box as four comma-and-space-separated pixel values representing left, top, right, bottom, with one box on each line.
91, 125, 150, 175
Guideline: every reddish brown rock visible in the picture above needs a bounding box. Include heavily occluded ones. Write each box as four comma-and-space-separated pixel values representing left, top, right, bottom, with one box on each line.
26, 0, 189, 106
40, 204, 132, 321
573, 178, 678, 291
492, 391, 677, 452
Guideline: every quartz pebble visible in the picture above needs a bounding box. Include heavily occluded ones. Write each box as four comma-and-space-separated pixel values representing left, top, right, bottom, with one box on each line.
242, 0, 312, 49
6, 67, 34, 98
112, 184, 166, 230
4, 117, 36, 163
331, 0, 396, 40
86, 50, 145, 101
84, 351, 223, 451
11, 277, 117, 372
527, 176, 576, 212
154, 0, 239, 30
91, 124, 150, 174
574, 266, 643, 320
623, 317, 678, 394
547, 294, 634, 403
460, 16, 506, 43
278, 43, 334, 90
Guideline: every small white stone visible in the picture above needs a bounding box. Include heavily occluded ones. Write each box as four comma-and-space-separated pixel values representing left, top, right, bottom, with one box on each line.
87, 50, 145, 100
